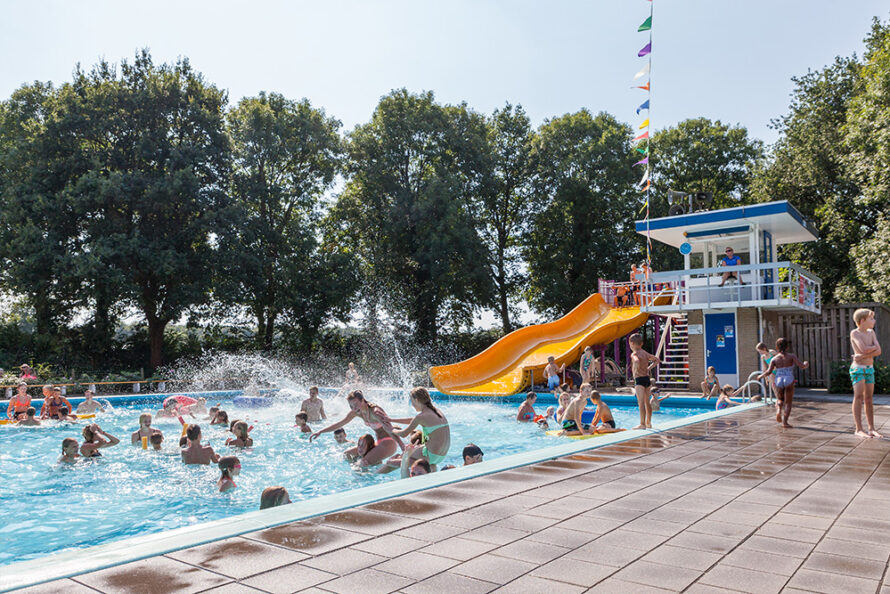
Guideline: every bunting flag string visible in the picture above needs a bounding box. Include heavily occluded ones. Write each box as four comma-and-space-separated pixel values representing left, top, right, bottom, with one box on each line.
631, 0, 654, 267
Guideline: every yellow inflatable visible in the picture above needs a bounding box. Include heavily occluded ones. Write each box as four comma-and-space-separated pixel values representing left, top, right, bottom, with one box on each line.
545, 430, 609, 440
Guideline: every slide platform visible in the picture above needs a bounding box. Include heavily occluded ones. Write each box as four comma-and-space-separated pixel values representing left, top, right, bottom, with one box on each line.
430, 292, 668, 396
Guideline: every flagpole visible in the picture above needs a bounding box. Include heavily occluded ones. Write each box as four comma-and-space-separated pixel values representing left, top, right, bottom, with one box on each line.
646, 0, 653, 270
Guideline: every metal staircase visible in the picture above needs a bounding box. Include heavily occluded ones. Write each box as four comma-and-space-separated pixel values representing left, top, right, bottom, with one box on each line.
656, 314, 689, 389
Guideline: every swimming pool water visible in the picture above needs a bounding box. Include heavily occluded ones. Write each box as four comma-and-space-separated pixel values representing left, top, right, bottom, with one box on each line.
0, 392, 703, 565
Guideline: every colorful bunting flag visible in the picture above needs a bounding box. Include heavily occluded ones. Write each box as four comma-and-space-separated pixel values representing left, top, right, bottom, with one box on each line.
638, 16, 652, 32
634, 131, 649, 141
633, 82, 650, 91
636, 99, 650, 114
633, 63, 650, 80
640, 180, 651, 192
639, 119, 650, 129
638, 42, 651, 57
636, 147, 649, 155
639, 168, 650, 185
634, 157, 649, 166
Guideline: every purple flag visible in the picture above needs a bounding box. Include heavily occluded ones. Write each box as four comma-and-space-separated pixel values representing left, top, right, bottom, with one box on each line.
634, 157, 649, 166
638, 42, 651, 57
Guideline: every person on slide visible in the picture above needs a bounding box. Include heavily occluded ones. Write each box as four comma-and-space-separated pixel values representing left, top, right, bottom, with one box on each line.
757, 338, 808, 429
309, 391, 405, 466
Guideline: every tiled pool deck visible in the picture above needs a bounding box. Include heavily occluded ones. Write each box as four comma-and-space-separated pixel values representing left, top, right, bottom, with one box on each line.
17, 400, 890, 594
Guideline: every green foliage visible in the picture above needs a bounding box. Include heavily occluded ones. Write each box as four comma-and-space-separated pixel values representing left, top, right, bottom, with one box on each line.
219, 92, 353, 350
829, 359, 890, 393
524, 110, 638, 317
479, 103, 534, 332
650, 118, 764, 270
331, 89, 494, 344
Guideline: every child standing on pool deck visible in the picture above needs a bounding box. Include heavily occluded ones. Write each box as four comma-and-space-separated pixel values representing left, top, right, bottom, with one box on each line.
757, 338, 808, 428
850, 308, 882, 438
629, 333, 661, 429
756, 342, 778, 402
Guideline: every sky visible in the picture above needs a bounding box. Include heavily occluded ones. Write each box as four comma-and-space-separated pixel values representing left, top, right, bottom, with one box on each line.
2, 1, 887, 145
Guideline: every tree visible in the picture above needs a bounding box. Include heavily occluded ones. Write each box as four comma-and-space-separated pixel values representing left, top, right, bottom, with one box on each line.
220, 92, 350, 350
844, 18, 890, 301
332, 89, 493, 344
749, 56, 865, 301
479, 103, 533, 332
524, 110, 639, 318
69, 52, 231, 369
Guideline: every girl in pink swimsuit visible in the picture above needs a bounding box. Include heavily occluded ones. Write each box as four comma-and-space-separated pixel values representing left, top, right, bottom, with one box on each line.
309, 391, 404, 466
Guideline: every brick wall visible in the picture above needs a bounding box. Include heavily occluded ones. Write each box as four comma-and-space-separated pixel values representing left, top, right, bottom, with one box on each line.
687, 310, 704, 392
737, 308, 762, 389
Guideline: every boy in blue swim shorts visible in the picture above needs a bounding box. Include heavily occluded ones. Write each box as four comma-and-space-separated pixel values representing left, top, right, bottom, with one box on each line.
544, 356, 565, 392
850, 308, 882, 438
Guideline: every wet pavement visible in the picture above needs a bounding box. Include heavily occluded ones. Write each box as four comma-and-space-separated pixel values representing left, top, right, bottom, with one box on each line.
18, 401, 890, 593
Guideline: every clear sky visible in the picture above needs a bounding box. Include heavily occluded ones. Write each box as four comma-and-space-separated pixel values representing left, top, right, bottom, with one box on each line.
2, 1, 887, 145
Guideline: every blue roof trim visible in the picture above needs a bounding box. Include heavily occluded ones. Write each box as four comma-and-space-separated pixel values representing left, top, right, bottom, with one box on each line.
636, 202, 795, 232
685, 225, 750, 238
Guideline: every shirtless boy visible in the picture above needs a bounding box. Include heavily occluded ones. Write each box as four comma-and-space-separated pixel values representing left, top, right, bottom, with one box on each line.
850, 308, 882, 438
629, 333, 661, 429
544, 356, 565, 392
76, 390, 105, 414
181, 424, 220, 465
300, 386, 327, 423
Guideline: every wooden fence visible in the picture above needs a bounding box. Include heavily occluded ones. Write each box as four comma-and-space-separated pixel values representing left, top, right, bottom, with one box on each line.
778, 303, 890, 387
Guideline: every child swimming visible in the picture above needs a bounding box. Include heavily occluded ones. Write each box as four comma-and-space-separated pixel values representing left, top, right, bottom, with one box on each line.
310, 390, 405, 465
260, 486, 291, 509
131, 413, 163, 445
389, 387, 450, 476
211, 410, 229, 426
226, 421, 254, 447
333, 428, 352, 444
80, 424, 121, 457
409, 459, 431, 477
294, 412, 312, 434
517, 392, 536, 422
715, 385, 742, 410
181, 425, 221, 465
17, 407, 41, 426
58, 437, 81, 463
345, 433, 378, 469
217, 456, 240, 492
300, 386, 327, 423
588, 391, 623, 434
149, 432, 164, 451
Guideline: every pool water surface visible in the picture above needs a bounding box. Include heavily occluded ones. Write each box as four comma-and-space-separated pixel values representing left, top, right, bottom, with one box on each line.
0, 391, 704, 565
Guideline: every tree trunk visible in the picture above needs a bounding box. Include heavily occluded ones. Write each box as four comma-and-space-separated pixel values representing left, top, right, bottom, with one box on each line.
263, 312, 276, 351
496, 267, 512, 333
255, 307, 266, 348
147, 316, 169, 371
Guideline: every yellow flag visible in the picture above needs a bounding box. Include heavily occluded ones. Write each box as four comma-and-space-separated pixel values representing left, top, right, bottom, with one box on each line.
639, 119, 649, 129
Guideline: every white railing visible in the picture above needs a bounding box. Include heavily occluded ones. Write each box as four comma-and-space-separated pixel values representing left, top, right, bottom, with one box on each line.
631, 261, 821, 313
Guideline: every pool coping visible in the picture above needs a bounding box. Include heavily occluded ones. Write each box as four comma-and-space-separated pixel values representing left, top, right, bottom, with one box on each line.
0, 400, 762, 592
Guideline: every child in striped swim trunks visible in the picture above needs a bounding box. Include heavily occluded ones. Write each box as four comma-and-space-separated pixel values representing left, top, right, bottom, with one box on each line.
850, 308, 882, 439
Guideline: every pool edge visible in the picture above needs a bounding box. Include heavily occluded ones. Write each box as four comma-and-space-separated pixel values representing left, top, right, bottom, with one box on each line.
0, 401, 763, 592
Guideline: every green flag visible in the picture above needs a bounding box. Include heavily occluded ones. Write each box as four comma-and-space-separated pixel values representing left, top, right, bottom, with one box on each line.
636, 147, 649, 155
638, 16, 652, 32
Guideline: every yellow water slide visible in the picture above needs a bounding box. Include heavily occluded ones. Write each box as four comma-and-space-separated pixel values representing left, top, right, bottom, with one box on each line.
429, 293, 664, 396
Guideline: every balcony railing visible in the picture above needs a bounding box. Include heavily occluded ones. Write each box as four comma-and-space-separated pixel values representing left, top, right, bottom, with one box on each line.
600, 261, 821, 313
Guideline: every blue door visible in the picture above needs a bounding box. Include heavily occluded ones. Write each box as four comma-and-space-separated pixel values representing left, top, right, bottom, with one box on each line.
705, 312, 737, 377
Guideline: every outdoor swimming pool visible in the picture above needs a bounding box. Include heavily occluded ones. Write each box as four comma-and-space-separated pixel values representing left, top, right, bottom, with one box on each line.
0, 390, 707, 566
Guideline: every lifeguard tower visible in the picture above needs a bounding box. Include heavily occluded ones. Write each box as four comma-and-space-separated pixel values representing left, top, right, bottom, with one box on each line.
629, 200, 821, 390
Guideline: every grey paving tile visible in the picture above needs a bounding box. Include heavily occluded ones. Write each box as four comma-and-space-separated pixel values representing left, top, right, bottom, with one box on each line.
245, 522, 371, 555
393, 521, 465, 542
318, 568, 412, 594
613, 560, 702, 591
785, 568, 880, 594
374, 551, 460, 580
301, 548, 388, 575
241, 563, 336, 594
736, 535, 815, 559
813, 536, 890, 562
801, 552, 887, 580
72, 556, 231, 594
491, 575, 586, 593
720, 547, 803, 576
451, 554, 536, 584
589, 577, 674, 593
489, 538, 568, 564
167, 537, 307, 579
641, 544, 723, 572
402, 571, 497, 594
460, 525, 528, 546
419, 536, 499, 561
350, 533, 427, 558
698, 563, 789, 593
530, 557, 614, 587
200, 584, 267, 594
